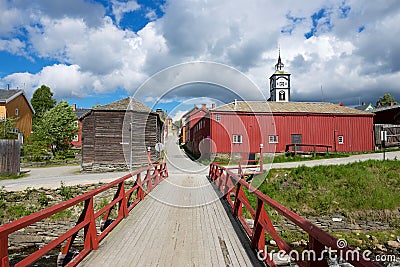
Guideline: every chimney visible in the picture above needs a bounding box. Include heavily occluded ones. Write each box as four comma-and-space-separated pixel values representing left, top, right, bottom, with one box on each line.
338, 102, 344, 106
211, 103, 216, 109
390, 102, 395, 106
362, 102, 366, 106
194, 104, 197, 108
234, 99, 237, 110
72, 104, 77, 111
7, 84, 10, 90
201, 104, 206, 109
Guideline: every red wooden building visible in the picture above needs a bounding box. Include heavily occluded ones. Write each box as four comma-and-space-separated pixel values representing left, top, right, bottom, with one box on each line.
71, 104, 90, 147
190, 101, 374, 155
187, 53, 375, 156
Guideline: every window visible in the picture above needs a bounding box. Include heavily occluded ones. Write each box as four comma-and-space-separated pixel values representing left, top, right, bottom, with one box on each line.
12, 128, 19, 133
338, 135, 344, 144
279, 81, 285, 86
216, 114, 220, 122
269, 135, 278, 143
15, 108, 19, 116
279, 90, 285, 101
73, 120, 79, 128
233, 134, 242, 144
73, 134, 79, 142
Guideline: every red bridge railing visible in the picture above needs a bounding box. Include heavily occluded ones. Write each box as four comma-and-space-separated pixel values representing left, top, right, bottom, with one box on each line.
209, 163, 382, 267
0, 162, 168, 267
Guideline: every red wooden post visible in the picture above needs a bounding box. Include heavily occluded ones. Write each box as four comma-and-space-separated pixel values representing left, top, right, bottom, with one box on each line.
0, 235, 9, 267
232, 184, 243, 217
118, 182, 128, 219
146, 169, 152, 193
250, 199, 266, 251
259, 144, 263, 173
136, 173, 144, 200
147, 146, 152, 166
308, 236, 328, 267
83, 197, 99, 251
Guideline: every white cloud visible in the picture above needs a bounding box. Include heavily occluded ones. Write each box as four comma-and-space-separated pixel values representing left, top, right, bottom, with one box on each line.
170, 110, 186, 122
1, 0, 400, 105
112, 0, 140, 25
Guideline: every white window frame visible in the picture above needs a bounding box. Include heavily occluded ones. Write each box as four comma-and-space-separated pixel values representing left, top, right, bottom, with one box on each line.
232, 134, 242, 144
216, 114, 221, 122
15, 108, 19, 116
73, 134, 79, 142
269, 135, 278, 144
338, 135, 344, 144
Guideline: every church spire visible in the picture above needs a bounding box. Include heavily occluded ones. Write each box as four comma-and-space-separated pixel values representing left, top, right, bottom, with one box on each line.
275, 48, 284, 71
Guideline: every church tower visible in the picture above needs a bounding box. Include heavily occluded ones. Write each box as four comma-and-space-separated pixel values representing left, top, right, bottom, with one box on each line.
269, 51, 291, 102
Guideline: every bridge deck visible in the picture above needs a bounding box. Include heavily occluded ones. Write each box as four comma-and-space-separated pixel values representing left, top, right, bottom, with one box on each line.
79, 173, 262, 266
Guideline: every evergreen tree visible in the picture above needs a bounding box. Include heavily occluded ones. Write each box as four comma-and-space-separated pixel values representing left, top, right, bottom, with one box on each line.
31, 85, 56, 121
376, 93, 398, 107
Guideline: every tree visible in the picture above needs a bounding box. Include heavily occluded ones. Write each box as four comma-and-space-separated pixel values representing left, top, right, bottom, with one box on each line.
31, 85, 56, 121
376, 93, 398, 107
0, 117, 17, 139
32, 101, 78, 157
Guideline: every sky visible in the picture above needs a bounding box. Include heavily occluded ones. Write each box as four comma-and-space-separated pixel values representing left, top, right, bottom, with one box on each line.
1, 0, 400, 121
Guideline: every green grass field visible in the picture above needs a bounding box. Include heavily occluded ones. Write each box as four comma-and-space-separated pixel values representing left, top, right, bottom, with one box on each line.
250, 160, 400, 217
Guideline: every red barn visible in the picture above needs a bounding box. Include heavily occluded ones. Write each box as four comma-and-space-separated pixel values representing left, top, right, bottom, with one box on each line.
71, 104, 90, 147
190, 101, 374, 156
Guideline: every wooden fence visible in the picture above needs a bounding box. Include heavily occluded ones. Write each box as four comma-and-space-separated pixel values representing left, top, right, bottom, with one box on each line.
0, 139, 20, 175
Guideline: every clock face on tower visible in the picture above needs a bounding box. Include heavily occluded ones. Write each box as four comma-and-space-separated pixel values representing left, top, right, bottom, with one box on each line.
276, 76, 288, 88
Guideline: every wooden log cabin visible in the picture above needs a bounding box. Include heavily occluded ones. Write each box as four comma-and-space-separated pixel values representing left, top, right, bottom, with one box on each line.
80, 97, 164, 172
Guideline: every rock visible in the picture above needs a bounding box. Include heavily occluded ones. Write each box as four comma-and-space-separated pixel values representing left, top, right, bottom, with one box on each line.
245, 219, 254, 229
376, 244, 387, 252
291, 241, 301, 247
300, 239, 308, 246
386, 240, 400, 249
370, 235, 379, 244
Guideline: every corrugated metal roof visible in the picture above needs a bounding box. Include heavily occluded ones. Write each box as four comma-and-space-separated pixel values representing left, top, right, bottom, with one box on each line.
212, 101, 373, 115
95, 97, 154, 113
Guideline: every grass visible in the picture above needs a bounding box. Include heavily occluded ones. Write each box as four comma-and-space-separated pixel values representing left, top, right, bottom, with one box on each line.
0, 173, 27, 181
246, 160, 400, 216
270, 152, 350, 163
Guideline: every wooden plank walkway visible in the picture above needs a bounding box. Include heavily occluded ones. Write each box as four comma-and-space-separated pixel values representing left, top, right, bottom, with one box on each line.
79, 134, 263, 266
79, 174, 262, 266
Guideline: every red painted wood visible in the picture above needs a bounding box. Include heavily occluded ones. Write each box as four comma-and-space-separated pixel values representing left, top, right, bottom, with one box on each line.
209, 163, 382, 267
0, 162, 168, 267
193, 112, 375, 154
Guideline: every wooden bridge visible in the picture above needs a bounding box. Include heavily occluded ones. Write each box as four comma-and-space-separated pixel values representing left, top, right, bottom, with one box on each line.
0, 136, 382, 267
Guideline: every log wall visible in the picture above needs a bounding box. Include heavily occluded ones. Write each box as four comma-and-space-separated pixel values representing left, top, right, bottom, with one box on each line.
0, 139, 20, 175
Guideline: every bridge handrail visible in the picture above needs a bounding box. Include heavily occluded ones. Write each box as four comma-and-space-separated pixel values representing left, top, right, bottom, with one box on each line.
0, 162, 168, 267
209, 163, 382, 267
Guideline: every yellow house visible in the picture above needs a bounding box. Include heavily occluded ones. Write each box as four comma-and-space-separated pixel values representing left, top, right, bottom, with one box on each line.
0, 89, 35, 141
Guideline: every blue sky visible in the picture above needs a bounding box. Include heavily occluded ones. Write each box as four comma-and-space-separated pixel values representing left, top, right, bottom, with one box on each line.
1, 0, 400, 121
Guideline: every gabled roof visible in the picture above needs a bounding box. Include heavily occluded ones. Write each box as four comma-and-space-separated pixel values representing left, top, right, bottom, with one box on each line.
354, 103, 374, 111
74, 108, 91, 119
94, 97, 154, 113
80, 97, 158, 121
181, 106, 199, 119
0, 89, 35, 113
212, 101, 373, 115
372, 103, 400, 113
